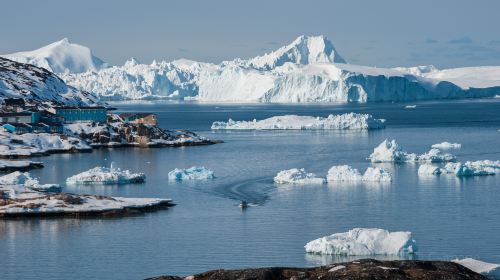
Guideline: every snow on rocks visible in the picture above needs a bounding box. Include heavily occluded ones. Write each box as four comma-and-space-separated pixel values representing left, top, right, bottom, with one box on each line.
168, 166, 215, 181
418, 164, 442, 176
211, 113, 385, 130
326, 165, 392, 182
0, 131, 91, 158
431, 142, 462, 150
0, 160, 43, 172
368, 139, 456, 163
0, 174, 173, 217
66, 163, 145, 185
452, 258, 500, 274
304, 228, 417, 256
274, 168, 326, 184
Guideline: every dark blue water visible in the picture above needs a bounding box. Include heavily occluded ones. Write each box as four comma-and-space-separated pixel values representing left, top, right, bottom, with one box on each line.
1, 99, 499, 279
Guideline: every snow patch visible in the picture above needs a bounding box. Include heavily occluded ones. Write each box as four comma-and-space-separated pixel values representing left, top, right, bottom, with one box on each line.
305, 228, 417, 256
452, 258, 500, 274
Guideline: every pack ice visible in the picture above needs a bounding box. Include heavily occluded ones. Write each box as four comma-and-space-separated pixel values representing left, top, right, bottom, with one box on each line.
305, 228, 417, 256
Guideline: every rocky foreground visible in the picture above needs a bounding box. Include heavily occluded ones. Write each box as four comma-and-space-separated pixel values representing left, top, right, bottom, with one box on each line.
148, 259, 488, 280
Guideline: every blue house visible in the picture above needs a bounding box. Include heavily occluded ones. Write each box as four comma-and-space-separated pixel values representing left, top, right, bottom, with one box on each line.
54, 106, 108, 123
2, 123, 32, 134
0, 112, 39, 124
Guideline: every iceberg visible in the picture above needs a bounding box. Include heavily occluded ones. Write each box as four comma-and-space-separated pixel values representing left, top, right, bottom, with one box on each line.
418, 164, 442, 175
452, 258, 500, 274
168, 166, 215, 181
49, 35, 500, 103
326, 165, 392, 182
304, 228, 417, 256
211, 113, 385, 130
442, 160, 500, 177
66, 163, 145, 185
368, 139, 456, 163
273, 168, 326, 184
431, 142, 462, 150
0, 171, 61, 192
368, 139, 417, 163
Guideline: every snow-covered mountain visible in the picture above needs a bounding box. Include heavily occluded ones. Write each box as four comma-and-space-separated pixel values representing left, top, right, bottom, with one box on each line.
2, 38, 106, 74
0, 57, 103, 107
7, 35, 500, 103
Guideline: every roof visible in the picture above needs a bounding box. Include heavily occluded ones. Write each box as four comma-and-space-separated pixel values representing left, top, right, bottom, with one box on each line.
2, 123, 32, 128
119, 112, 155, 119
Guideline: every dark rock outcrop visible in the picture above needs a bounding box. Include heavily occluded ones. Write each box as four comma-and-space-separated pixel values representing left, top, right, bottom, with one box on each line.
148, 259, 488, 280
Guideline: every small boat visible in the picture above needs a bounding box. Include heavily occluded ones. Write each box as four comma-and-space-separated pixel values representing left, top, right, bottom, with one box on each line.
239, 200, 248, 209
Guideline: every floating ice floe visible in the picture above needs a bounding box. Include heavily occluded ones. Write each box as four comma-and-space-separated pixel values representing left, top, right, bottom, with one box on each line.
452, 258, 500, 274
326, 165, 392, 182
66, 163, 145, 185
0, 171, 61, 192
168, 166, 215, 181
304, 228, 417, 256
368, 139, 456, 163
404, 105, 417, 109
418, 164, 442, 176
274, 168, 326, 184
442, 160, 500, 177
211, 113, 386, 130
431, 142, 462, 150
0, 172, 173, 217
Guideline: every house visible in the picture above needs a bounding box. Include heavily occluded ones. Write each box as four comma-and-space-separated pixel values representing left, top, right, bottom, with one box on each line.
54, 106, 108, 123
41, 122, 64, 134
119, 113, 157, 126
2, 123, 32, 134
0, 112, 39, 124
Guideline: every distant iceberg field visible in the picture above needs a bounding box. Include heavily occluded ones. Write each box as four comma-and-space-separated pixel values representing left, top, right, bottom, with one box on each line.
211, 113, 385, 130
305, 228, 417, 256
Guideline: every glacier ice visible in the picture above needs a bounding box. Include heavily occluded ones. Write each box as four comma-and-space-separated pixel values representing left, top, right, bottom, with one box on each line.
431, 142, 462, 150
66, 163, 145, 185
168, 166, 215, 181
326, 165, 392, 182
452, 258, 500, 274
34, 35, 500, 103
273, 168, 326, 184
442, 160, 500, 177
211, 113, 385, 130
418, 148, 456, 163
418, 164, 442, 176
304, 228, 417, 256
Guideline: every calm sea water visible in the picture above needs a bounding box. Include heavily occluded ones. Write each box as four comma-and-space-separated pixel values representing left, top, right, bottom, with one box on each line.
1, 99, 499, 279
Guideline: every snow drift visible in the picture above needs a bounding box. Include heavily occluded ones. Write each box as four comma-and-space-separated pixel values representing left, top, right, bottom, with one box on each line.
211, 113, 385, 130
304, 228, 417, 256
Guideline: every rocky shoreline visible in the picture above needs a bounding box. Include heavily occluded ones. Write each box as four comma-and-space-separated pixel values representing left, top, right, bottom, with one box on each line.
147, 259, 489, 280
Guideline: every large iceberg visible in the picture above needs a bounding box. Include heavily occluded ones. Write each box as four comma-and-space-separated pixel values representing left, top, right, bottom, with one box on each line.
33, 35, 500, 103
304, 228, 417, 256
168, 166, 215, 181
452, 258, 500, 274
66, 163, 145, 185
442, 160, 500, 177
273, 168, 325, 184
368, 139, 456, 163
211, 113, 385, 130
326, 165, 392, 182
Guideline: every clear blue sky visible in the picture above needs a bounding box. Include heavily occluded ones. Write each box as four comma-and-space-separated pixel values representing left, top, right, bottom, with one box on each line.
1, 0, 500, 68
